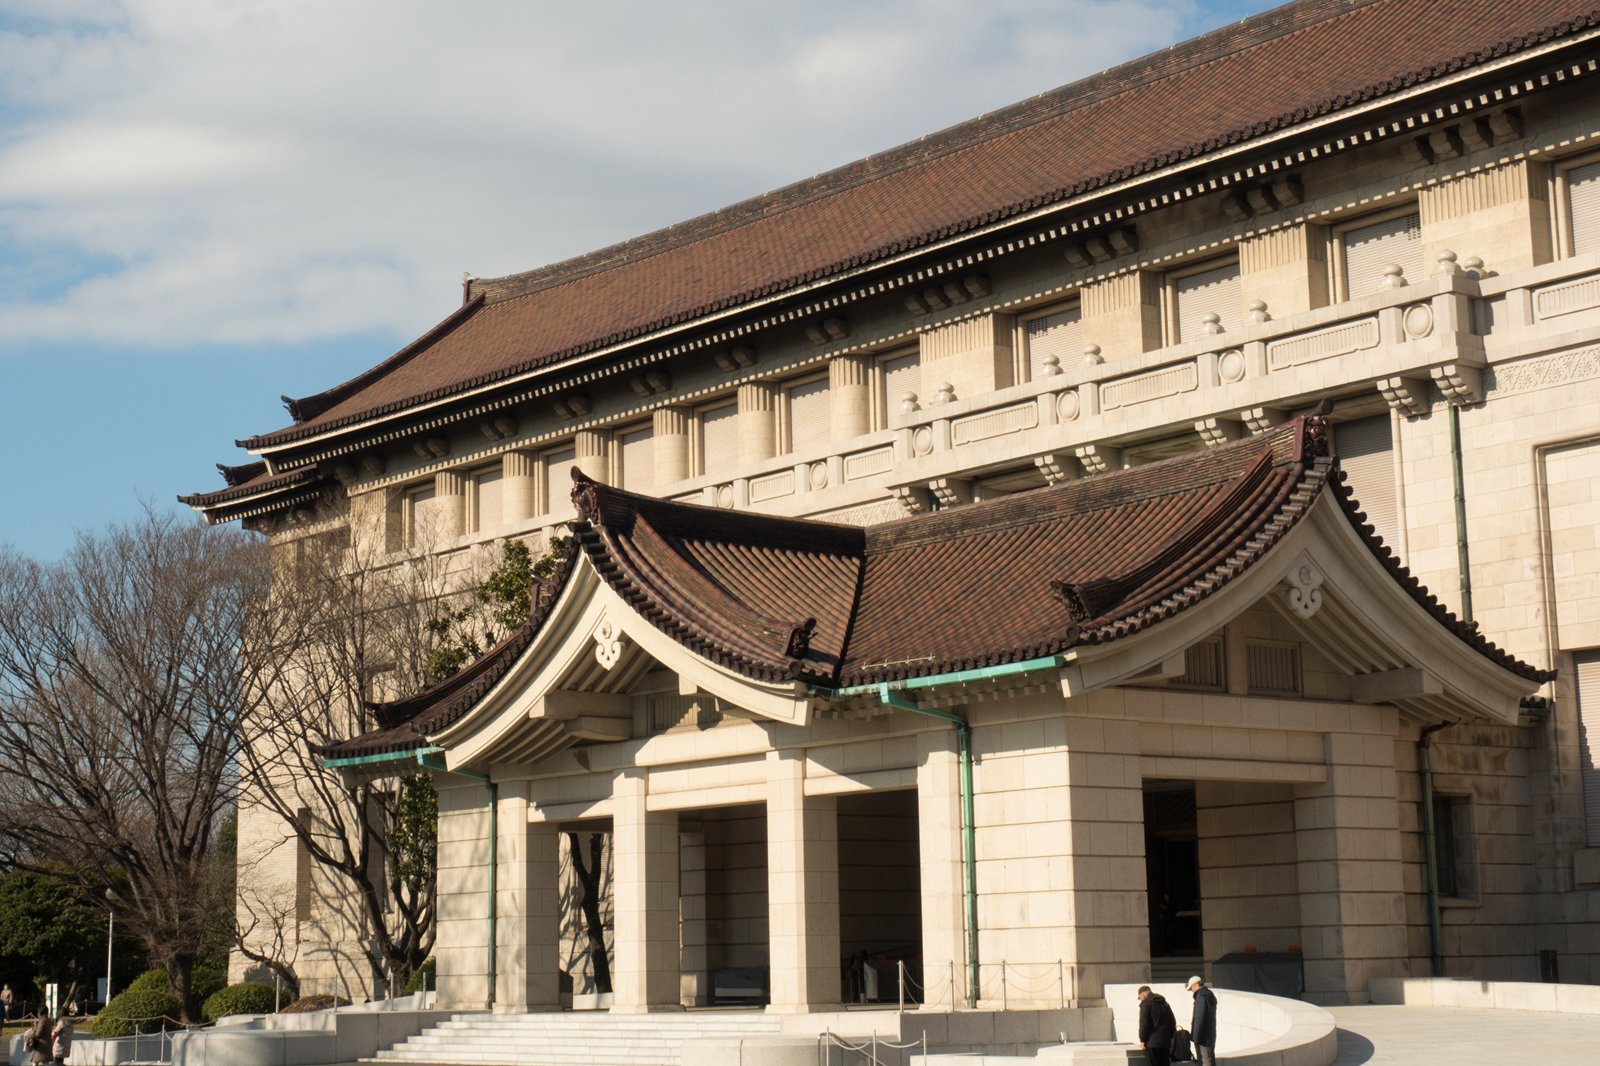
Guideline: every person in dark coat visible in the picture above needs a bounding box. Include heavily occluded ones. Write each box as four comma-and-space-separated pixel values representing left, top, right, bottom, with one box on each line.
1187, 975, 1218, 1066
1137, 985, 1177, 1066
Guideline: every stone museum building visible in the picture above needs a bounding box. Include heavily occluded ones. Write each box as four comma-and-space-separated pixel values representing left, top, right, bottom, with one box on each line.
186, 0, 1600, 1014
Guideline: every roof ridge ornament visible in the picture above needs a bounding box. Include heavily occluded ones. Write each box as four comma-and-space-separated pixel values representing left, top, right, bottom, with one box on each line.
572, 467, 602, 522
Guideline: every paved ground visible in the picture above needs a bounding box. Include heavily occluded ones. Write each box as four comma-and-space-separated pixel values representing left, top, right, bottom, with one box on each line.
1327, 1005, 1592, 1063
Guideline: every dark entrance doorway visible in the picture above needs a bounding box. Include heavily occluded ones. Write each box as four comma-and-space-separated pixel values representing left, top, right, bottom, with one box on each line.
1144, 781, 1202, 975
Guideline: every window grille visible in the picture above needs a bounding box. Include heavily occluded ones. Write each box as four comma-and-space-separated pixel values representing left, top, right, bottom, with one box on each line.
1246, 642, 1301, 696
1568, 159, 1600, 255
699, 402, 739, 477
1577, 651, 1600, 847
879, 351, 921, 425
619, 425, 654, 491
471, 465, 502, 533
786, 376, 832, 456
1341, 210, 1423, 298
1334, 415, 1401, 553
1172, 635, 1226, 691
1024, 306, 1084, 379
545, 447, 577, 515
1172, 261, 1242, 342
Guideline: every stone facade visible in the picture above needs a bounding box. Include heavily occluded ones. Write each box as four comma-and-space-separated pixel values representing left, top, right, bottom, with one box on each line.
197, 0, 1600, 1015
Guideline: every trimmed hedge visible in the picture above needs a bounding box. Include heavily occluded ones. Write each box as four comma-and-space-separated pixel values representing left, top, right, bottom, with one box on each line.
402, 957, 435, 995
202, 982, 278, 1022
94, 970, 180, 1036
93, 967, 230, 1036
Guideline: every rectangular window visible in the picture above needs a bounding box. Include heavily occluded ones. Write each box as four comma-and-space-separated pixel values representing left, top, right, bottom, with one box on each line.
1336, 209, 1423, 300
874, 349, 921, 428
617, 424, 654, 492
403, 481, 437, 547
1172, 634, 1226, 691
1020, 303, 1083, 380
1169, 259, 1242, 343
784, 374, 832, 457
1562, 158, 1600, 257
1431, 794, 1478, 901
1577, 650, 1600, 847
544, 446, 577, 517
697, 401, 739, 478
468, 464, 502, 534
1246, 641, 1301, 696
1333, 414, 1401, 553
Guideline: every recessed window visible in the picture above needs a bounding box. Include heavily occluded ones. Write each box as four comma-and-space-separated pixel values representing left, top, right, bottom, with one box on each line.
467, 463, 503, 535
1018, 301, 1084, 381
1557, 156, 1600, 258
543, 446, 577, 517
873, 348, 921, 428
695, 400, 739, 478
1431, 793, 1479, 901
616, 423, 654, 492
1333, 208, 1423, 300
1166, 258, 1242, 343
1576, 650, 1600, 848
1333, 415, 1401, 552
403, 481, 438, 547
1171, 634, 1226, 691
782, 373, 832, 457
1246, 641, 1301, 696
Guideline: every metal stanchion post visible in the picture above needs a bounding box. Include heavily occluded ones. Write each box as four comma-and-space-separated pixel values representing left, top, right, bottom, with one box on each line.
898, 960, 905, 1015
1001, 961, 1008, 1011
1059, 960, 1065, 1009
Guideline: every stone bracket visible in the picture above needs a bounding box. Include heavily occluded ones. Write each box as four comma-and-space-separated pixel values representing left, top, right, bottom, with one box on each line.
1377, 376, 1431, 417
1195, 416, 1244, 447
1074, 443, 1123, 475
1430, 364, 1484, 406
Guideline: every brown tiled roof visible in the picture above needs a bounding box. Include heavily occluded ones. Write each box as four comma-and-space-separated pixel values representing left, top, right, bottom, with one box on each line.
176, 464, 323, 508
247, 0, 1600, 452
316, 416, 1549, 759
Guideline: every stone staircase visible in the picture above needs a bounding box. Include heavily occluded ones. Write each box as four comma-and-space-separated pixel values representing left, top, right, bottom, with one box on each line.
362, 1009, 783, 1066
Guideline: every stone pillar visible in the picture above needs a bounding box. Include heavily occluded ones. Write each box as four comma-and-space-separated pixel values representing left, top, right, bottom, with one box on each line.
679, 825, 709, 1006
502, 450, 538, 524
829, 355, 872, 440
1079, 271, 1162, 359
495, 783, 561, 1011
612, 768, 681, 1012
575, 430, 609, 484
916, 730, 967, 1008
433, 470, 467, 540
653, 407, 691, 487
918, 314, 1015, 400
766, 749, 841, 1012
738, 383, 778, 468
433, 778, 493, 1009
1418, 161, 1551, 273
1239, 223, 1329, 320
1058, 716, 1149, 1001
1294, 729, 1407, 1005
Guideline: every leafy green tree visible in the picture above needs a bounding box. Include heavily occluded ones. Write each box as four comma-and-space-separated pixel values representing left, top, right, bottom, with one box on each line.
0, 871, 102, 1001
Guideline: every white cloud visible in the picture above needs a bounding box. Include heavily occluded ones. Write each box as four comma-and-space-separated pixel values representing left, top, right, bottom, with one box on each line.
0, 0, 1202, 348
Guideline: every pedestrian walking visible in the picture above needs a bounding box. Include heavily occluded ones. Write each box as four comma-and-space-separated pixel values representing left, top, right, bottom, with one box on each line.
51, 1015, 74, 1065
1187, 975, 1217, 1066
1, 983, 12, 1022
25, 1016, 51, 1065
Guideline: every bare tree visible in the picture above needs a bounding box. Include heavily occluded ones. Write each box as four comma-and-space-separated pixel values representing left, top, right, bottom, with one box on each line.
0, 509, 274, 1023
234, 508, 495, 994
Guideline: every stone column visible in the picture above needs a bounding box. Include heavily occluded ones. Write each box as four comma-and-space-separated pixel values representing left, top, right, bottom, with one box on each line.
433, 778, 493, 1009
738, 383, 778, 468
916, 730, 967, 1008
432, 470, 467, 540
575, 429, 609, 483
653, 407, 691, 486
1294, 729, 1407, 1005
502, 450, 538, 524
495, 783, 562, 1011
612, 768, 681, 1012
679, 825, 709, 1006
766, 749, 841, 1012
829, 355, 872, 440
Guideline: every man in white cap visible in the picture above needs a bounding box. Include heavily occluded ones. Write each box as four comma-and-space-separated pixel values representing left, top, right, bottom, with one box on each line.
1186, 975, 1217, 1066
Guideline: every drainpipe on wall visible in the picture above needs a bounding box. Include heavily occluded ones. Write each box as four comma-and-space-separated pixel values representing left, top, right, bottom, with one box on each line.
825, 654, 1069, 1009
418, 751, 497, 1010
875, 684, 980, 1010
1417, 722, 1452, 978
1448, 404, 1474, 624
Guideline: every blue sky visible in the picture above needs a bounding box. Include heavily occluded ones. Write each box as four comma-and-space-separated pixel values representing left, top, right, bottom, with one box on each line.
0, 0, 1276, 559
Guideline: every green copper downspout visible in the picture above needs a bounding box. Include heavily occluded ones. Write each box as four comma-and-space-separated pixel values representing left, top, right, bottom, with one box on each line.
1418, 722, 1452, 978
1449, 404, 1473, 623
417, 751, 497, 1011
876, 685, 979, 1009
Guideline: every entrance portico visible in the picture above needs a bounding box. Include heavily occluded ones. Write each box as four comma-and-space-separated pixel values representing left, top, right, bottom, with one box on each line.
320, 416, 1548, 1011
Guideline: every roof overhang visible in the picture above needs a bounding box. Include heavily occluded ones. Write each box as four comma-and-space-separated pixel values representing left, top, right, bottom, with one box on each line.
424, 552, 813, 774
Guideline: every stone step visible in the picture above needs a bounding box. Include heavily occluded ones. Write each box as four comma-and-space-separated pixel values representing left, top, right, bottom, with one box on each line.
368, 1010, 786, 1066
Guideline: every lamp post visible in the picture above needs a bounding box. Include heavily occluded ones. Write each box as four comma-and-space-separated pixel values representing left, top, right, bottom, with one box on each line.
104, 889, 116, 1008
